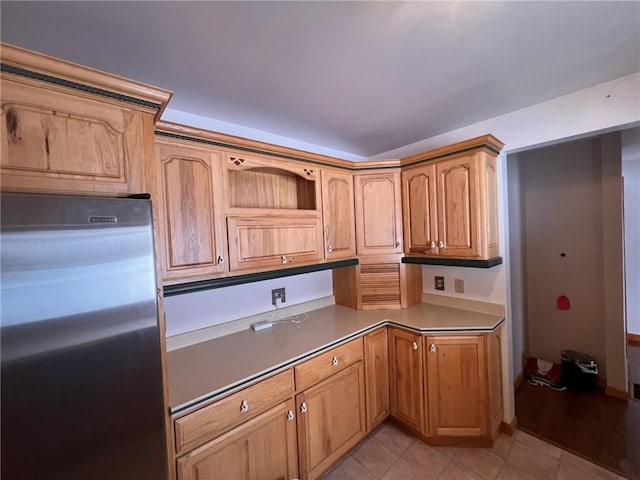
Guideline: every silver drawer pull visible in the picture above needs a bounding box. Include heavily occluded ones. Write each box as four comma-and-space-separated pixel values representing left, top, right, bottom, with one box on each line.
438, 240, 445, 248
332, 356, 339, 366
281, 255, 288, 264
429, 241, 436, 249
300, 402, 307, 414
396, 238, 401, 248
411, 341, 418, 351
430, 344, 437, 353
217, 255, 224, 265
327, 245, 333, 253
240, 400, 249, 413
287, 410, 295, 421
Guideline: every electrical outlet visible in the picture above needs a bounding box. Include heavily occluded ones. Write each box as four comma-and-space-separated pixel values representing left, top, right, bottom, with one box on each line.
434, 276, 445, 291
271, 287, 286, 306
455, 279, 464, 294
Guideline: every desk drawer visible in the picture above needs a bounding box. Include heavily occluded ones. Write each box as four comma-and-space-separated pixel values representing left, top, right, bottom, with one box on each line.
295, 337, 363, 391
175, 369, 294, 455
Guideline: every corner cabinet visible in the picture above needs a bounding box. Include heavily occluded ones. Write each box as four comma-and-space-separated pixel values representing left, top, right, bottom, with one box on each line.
155, 139, 227, 284
388, 327, 503, 445
354, 171, 403, 256
388, 328, 424, 434
401, 139, 502, 260
364, 328, 390, 432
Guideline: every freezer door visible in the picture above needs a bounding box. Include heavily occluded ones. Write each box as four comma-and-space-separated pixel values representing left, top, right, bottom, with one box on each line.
1, 193, 168, 480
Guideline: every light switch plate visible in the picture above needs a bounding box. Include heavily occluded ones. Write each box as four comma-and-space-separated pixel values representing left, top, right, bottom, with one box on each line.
455, 279, 464, 294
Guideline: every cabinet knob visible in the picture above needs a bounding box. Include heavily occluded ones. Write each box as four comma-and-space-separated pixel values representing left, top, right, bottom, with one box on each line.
300, 402, 307, 414
281, 255, 288, 264
430, 241, 436, 249
332, 356, 339, 366
327, 245, 333, 253
396, 238, 401, 248
217, 256, 224, 265
438, 240, 445, 248
240, 400, 249, 413
287, 410, 295, 421
411, 341, 418, 351
430, 344, 437, 353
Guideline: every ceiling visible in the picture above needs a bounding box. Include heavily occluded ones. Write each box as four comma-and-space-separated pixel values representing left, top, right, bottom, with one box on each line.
1, 1, 638, 159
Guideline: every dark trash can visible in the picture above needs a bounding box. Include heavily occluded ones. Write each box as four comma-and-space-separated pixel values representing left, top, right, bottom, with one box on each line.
561, 350, 598, 391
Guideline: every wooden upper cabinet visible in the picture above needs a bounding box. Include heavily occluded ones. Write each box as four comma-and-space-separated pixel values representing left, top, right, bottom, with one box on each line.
401, 149, 500, 259
1, 78, 150, 195
425, 335, 488, 437
354, 171, 403, 255
155, 140, 226, 284
388, 328, 424, 434
402, 164, 438, 255
321, 169, 356, 260
222, 150, 320, 214
0, 44, 171, 195
227, 216, 323, 273
436, 154, 478, 257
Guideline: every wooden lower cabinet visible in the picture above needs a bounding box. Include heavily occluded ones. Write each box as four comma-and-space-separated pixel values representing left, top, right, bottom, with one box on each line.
424, 332, 503, 442
296, 361, 366, 480
364, 328, 390, 432
176, 399, 298, 480
388, 328, 424, 434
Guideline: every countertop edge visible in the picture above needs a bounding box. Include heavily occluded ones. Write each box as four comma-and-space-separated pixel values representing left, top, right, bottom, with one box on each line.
170, 316, 504, 416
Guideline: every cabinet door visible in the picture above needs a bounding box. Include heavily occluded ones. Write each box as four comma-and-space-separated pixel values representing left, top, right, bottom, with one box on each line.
435, 155, 480, 257
297, 362, 366, 480
227, 216, 323, 273
388, 328, 424, 433
364, 328, 390, 432
177, 399, 298, 480
354, 171, 403, 255
402, 164, 439, 255
321, 169, 356, 260
1, 78, 148, 195
156, 141, 226, 283
425, 335, 488, 437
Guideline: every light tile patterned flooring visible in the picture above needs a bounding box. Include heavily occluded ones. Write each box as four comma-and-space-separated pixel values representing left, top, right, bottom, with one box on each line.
322, 423, 627, 480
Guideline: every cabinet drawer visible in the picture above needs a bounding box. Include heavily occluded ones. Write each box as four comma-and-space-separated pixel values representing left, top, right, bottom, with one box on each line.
174, 369, 294, 455
227, 216, 323, 272
295, 337, 363, 391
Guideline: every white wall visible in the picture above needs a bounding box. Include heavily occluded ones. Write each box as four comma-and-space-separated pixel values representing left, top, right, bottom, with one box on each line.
622, 127, 640, 335
506, 153, 527, 378
164, 270, 333, 337
371, 72, 640, 159
520, 138, 608, 373
162, 109, 366, 161
421, 265, 505, 304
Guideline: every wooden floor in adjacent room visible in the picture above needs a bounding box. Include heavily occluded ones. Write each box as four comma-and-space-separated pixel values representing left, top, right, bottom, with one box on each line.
515, 365, 640, 479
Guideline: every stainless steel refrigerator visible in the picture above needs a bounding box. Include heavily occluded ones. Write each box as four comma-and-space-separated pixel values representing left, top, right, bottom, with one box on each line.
1, 193, 168, 480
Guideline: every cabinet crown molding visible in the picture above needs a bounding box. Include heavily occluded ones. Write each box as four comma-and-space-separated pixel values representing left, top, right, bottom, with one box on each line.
400, 134, 505, 167
1, 42, 172, 120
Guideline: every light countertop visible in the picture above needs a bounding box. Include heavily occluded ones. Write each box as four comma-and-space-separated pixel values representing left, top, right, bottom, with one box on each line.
167, 302, 504, 415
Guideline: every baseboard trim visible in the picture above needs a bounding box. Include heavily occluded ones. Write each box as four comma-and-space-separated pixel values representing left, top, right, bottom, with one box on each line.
605, 385, 628, 400
500, 416, 518, 436
628, 333, 640, 347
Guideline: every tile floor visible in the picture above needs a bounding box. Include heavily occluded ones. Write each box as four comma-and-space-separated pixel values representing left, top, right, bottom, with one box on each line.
322, 423, 627, 480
